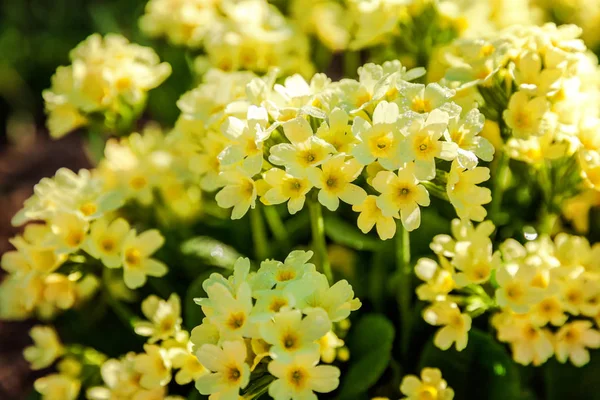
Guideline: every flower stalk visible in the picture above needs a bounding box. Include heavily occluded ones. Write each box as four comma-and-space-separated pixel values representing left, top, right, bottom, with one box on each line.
308, 199, 333, 283
396, 222, 412, 357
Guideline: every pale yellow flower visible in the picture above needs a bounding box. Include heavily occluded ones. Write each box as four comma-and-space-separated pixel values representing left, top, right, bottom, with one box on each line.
23, 326, 64, 370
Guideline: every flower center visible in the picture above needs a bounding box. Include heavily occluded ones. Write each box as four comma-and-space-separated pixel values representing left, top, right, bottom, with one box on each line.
125, 248, 141, 267
101, 238, 115, 252
276, 269, 296, 282
226, 312, 246, 330
79, 202, 97, 216
288, 367, 307, 389
66, 231, 84, 248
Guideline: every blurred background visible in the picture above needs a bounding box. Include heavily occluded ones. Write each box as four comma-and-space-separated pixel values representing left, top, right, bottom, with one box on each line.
0, 1, 193, 398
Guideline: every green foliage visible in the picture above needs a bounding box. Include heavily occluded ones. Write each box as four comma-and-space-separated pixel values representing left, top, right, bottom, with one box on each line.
181, 237, 242, 270
544, 350, 600, 400
324, 214, 383, 251
339, 314, 395, 399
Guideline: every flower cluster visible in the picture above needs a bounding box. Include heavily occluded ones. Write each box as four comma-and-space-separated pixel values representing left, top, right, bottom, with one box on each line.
0, 165, 170, 320
139, 0, 312, 76
417, 218, 600, 367
190, 251, 360, 399
176, 60, 493, 238
43, 34, 171, 138
443, 23, 600, 191
24, 325, 101, 400
87, 294, 197, 400
97, 124, 203, 219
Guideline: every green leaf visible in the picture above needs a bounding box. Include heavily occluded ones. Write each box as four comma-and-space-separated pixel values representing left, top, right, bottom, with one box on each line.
181, 237, 242, 270
339, 314, 395, 398
184, 268, 221, 329
544, 350, 600, 400
324, 215, 383, 251
418, 328, 521, 400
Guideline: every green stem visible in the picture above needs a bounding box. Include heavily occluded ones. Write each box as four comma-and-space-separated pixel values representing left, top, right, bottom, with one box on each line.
102, 269, 138, 332
343, 51, 361, 78
537, 163, 557, 235
490, 151, 510, 224
85, 128, 106, 166
396, 222, 412, 357
263, 206, 290, 250
250, 206, 269, 261
308, 200, 333, 283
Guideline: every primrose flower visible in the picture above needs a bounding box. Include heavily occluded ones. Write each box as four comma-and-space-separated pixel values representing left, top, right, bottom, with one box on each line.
134, 344, 172, 389
555, 321, 600, 367
216, 162, 262, 220
195, 341, 250, 400
351, 101, 402, 170
400, 367, 454, 400
23, 326, 64, 370
260, 308, 331, 358
121, 229, 167, 289
307, 154, 367, 211
84, 218, 130, 268
269, 117, 335, 176
134, 294, 182, 343
372, 164, 430, 231
352, 195, 398, 240
268, 350, 340, 400
399, 109, 457, 181
423, 301, 472, 351
262, 168, 312, 215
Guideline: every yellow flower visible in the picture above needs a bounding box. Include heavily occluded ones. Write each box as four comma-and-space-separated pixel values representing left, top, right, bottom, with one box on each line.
43, 273, 77, 310
307, 154, 367, 211
262, 168, 312, 215
316, 108, 356, 153
400, 109, 458, 180
400, 367, 454, 400
447, 161, 492, 222
269, 116, 335, 176
134, 294, 182, 343
423, 301, 471, 351
219, 106, 272, 173
351, 101, 402, 170
296, 272, 361, 322
216, 162, 262, 220
23, 325, 64, 370
201, 279, 255, 341
493, 312, 554, 366
399, 83, 454, 114
268, 349, 340, 399
555, 321, 600, 367
49, 212, 89, 254
371, 164, 430, 231
34, 373, 80, 400
503, 92, 550, 139
121, 229, 167, 289
530, 296, 568, 327
134, 344, 172, 389
415, 257, 455, 302
195, 341, 250, 399
169, 344, 207, 385
260, 308, 331, 358
352, 195, 398, 240
445, 108, 494, 169
318, 331, 345, 364
85, 218, 130, 268
495, 264, 544, 313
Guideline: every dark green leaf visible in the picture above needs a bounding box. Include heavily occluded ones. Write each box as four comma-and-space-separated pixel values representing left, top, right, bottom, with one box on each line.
339, 314, 395, 398
544, 350, 600, 400
181, 237, 241, 270
418, 328, 522, 400
324, 215, 383, 251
